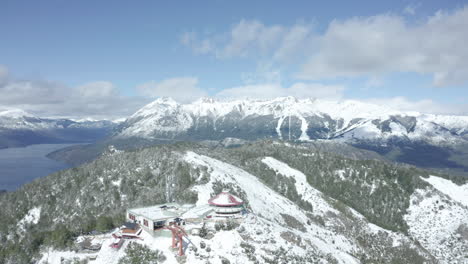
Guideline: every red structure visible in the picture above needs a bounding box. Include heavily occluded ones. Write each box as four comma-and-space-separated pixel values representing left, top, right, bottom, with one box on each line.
208, 191, 243, 206
109, 238, 124, 249
164, 225, 189, 256
208, 191, 244, 215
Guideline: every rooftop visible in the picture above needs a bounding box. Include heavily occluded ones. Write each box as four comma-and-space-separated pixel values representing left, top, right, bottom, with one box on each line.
128, 203, 194, 220
182, 204, 213, 218
122, 222, 139, 230
208, 192, 244, 207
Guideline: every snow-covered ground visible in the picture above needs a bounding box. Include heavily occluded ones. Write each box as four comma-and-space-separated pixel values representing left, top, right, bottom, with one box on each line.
421, 175, 468, 207
184, 151, 364, 263
261, 157, 337, 214
17, 207, 41, 235
38, 231, 178, 264
36, 155, 468, 264
405, 176, 468, 263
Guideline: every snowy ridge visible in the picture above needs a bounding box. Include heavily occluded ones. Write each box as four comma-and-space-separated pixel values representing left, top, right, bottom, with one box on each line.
0, 108, 118, 148
120, 97, 193, 138
421, 114, 468, 134
184, 151, 360, 263
116, 97, 468, 146
0, 109, 35, 118
121, 97, 405, 135
0, 111, 115, 131
183, 152, 432, 263
185, 151, 314, 224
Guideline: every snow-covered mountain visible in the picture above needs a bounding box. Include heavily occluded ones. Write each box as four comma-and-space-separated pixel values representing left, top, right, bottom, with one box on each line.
2, 141, 467, 263
0, 109, 119, 148
115, 97, 468, 145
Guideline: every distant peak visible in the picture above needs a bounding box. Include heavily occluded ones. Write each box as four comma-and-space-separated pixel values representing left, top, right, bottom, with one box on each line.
144, 97, 179, 108
0, 109, 34, 118
194, 97, 218, 104
154, 97, 177, 104
271, 96, 299, 103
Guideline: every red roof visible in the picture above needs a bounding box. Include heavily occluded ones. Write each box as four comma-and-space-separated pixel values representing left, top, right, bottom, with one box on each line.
208, 192, 244, 207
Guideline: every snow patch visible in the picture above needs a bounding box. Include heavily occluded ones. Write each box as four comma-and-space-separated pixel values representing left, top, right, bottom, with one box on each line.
111, 179, 122, 187
17, 207, 41, 234
261, 157, 337, 214
405, 187, 468, 262
421, 175, 468, 207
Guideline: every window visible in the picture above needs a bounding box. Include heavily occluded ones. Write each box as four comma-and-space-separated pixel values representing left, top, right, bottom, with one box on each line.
129, 213, 135, 221
143, 219, 148, 226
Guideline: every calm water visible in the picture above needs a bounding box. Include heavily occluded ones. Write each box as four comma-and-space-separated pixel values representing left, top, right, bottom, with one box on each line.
0, 144, 78, 191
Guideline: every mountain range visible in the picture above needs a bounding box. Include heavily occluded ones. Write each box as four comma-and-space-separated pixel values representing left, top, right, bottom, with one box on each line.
43, 97, 468, 176
116, 97, 468, 145
1, 97, 468, 263
0, 109, 119, 149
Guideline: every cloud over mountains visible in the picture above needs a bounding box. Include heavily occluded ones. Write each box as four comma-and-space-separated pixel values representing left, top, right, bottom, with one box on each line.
2, 5, 468, 119
0, 66, 148, 120
182, 6, 468, 87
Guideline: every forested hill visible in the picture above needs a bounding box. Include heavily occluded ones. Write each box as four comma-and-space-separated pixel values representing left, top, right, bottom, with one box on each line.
1, 141, 467, 263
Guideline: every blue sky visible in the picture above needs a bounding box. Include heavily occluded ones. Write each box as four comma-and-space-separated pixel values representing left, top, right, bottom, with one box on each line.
1, 0, 467, 118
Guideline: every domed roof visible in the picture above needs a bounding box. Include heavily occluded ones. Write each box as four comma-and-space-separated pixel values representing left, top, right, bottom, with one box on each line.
208, 191, 243, 207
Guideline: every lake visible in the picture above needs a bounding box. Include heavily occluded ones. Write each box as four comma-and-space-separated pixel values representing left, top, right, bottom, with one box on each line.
0, 144, 79, 191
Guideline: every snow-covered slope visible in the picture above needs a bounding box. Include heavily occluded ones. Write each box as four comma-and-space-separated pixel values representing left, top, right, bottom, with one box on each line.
4, 141, 467, 263
405, 176, 468, 263
41, 150, 432, 263
181, 152, 437, 263
184, 151, 361, 263
115, 97, 468, 145
421, 176, 468, 207
261, 156, 337, 214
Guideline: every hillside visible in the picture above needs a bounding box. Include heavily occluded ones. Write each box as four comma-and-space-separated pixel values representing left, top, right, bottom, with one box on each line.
1, 141, 467, 263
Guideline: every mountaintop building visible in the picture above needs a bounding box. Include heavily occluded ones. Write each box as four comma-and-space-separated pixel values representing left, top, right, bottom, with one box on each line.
208, 190, 245, 217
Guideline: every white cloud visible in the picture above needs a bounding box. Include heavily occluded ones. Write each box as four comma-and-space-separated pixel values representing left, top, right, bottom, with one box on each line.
221, 20, 285, 58
365, 76, 384, 88
180, 32, 215, 55
366, 96, 468, 115
299, 7, 468, 86
273, 24, 314, 62
0, 65, 8, 86
77, 81, 116, 98
404, 4, 418, 15
240, 62, 283, 84
181, 20, 315, 61
0, 66, 148, 119
216, 82, 344, 100
182, 6, 468, 87
136, 77, 207, 102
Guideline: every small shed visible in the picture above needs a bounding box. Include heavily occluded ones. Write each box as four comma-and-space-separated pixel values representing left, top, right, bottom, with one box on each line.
118, 222, 142, 238
126, 203, 192, 234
